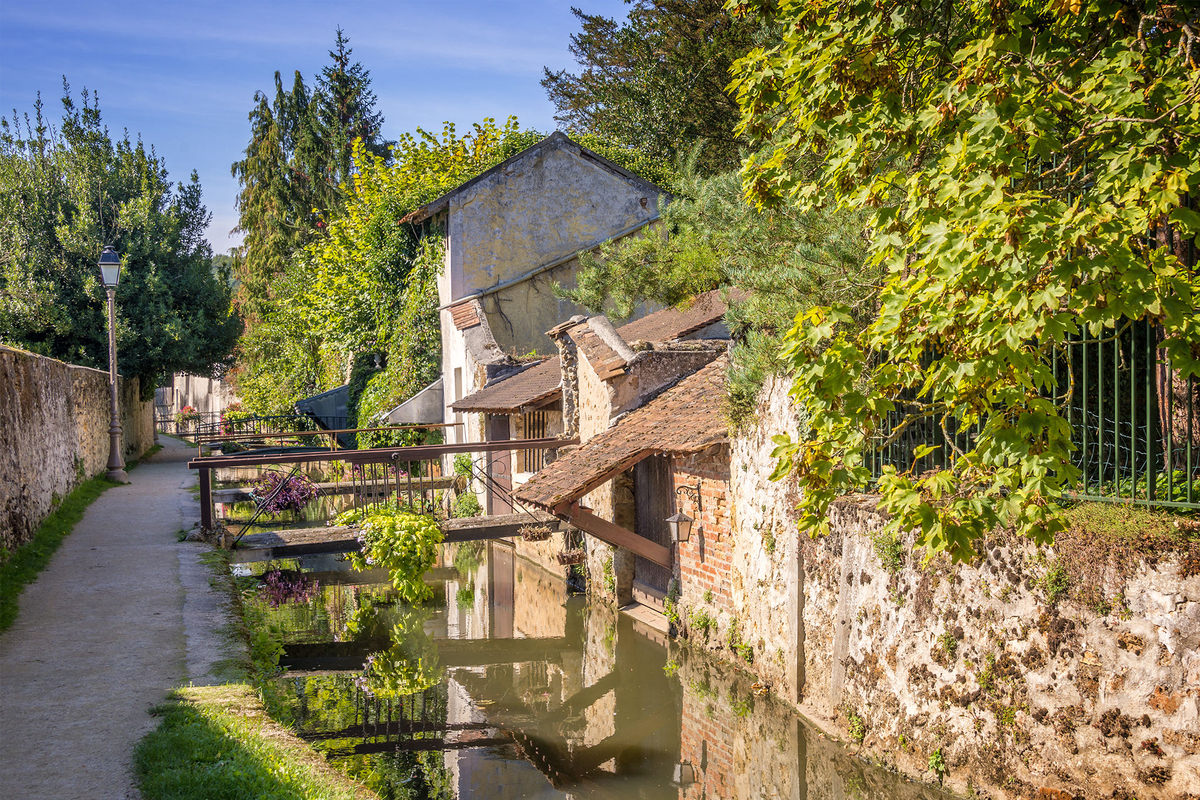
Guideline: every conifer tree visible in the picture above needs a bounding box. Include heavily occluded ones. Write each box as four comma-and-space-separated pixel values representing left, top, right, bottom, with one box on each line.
231, 30, 390, 317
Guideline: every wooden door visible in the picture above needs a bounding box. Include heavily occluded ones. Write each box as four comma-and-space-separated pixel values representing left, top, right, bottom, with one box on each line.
486, 414, 512, 515
633, 455, 672, 603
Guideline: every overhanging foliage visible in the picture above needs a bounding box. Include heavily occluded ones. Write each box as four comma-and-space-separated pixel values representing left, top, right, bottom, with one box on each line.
729, 0, 1200, 559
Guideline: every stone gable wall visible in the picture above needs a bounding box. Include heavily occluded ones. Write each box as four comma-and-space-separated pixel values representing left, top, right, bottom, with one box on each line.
0, 345, 153, 551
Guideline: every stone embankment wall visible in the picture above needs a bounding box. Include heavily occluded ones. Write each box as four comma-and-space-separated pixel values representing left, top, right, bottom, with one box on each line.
674, 375, 1199, 798
0, 345, 154, 551
807, 500, 1199, 799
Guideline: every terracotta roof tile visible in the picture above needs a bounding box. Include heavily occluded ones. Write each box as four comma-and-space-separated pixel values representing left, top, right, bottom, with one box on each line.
570, 324, 627, 380
449, 301, 481, 330
514, 355, 728, 509
449, 358, 561, 413
615, 289, 739, 344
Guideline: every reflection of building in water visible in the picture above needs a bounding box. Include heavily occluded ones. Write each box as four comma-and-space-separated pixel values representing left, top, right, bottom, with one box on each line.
279, 538, 940, 799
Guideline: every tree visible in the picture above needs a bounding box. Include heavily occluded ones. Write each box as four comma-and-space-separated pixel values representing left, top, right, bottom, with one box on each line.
561, 159, 872, 423
230, 30, 390, 317
318, 27, 392, 187
543, 1, 761, 175
0, 84, 241, 395
729, 0, 1200, 560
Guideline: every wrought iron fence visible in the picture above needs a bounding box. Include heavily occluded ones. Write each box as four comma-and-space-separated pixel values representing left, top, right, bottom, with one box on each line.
189, 437, 574, 534
866, 318, 1200, 509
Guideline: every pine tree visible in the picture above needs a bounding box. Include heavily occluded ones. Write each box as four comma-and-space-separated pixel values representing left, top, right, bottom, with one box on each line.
231, 30, 390, 317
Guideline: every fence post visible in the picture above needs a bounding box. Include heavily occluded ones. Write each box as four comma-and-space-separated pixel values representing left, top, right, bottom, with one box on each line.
199, 467, 213, 531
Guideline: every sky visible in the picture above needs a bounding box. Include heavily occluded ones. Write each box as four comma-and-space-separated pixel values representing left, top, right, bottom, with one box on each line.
0, 0, 629, 254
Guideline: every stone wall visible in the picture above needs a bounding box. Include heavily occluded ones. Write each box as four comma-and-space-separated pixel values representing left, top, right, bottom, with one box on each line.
683, 374, 1200, 798
801, 499, 1200, 799
0, 345, 154, 551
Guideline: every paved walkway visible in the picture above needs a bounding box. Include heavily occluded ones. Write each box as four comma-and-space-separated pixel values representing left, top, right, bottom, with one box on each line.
0, 436, 229, 799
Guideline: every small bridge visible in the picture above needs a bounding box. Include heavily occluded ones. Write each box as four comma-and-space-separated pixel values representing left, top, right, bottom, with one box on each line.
229, 511, 568, 562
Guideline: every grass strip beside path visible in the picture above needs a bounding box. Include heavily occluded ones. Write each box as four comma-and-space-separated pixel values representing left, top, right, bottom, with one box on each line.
135, 685, 376, 800
0, 443, 163, 633
0, 475, 120, 632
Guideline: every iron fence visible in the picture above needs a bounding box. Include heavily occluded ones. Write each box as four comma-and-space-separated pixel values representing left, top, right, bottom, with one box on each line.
188, 437, 575, 534
866, 318, 1200, 509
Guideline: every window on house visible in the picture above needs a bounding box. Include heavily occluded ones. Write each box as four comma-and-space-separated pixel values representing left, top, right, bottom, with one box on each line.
519, 410, 548, 473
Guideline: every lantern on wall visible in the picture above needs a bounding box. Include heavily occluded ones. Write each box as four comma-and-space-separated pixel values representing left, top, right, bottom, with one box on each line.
667, 482, 701, 542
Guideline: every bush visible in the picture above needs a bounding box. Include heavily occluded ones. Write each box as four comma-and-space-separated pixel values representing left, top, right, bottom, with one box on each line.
344, 507, 443, 603
453, 492, 481, 519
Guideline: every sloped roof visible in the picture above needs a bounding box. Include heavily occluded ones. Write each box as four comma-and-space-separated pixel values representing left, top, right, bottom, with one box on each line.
513, 355, 729, 510
449, 358, 562, 413
446, 289, 736, 415
401, 132, 668, 225
616, 289, 741, 344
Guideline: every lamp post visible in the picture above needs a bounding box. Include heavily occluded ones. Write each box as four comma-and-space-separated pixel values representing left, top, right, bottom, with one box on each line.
98, 245, 127, 482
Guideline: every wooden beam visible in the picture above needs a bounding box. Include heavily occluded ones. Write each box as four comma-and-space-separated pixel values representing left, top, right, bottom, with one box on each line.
441, 511, 564, 541
199, 468, 212, 531
567, 507, 671, 568
188, 436, 578, 470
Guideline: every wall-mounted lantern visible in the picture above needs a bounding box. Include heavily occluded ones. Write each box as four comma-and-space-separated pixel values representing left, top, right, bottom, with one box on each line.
667, 482, 701, 542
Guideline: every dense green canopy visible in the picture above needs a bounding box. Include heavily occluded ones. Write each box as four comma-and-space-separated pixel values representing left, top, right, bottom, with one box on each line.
730, 0, 1200, 559
0, 85, 240, 395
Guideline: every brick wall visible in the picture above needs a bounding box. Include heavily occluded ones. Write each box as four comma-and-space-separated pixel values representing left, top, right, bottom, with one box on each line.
672, 447, 734, 613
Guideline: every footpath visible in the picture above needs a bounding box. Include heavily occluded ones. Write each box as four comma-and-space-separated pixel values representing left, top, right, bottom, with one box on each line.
0, 435, 230, 799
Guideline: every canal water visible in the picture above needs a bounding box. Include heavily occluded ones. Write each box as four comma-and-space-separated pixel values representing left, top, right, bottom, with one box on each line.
236, 541, 949, 799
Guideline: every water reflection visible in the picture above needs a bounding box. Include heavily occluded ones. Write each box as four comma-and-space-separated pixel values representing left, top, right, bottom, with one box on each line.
249, 542, 948, 799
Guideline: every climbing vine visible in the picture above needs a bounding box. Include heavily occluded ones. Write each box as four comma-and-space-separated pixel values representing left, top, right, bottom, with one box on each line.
731, 0, 1200, 560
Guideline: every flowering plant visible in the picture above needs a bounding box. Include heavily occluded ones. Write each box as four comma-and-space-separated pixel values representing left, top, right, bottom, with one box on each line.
250, 471, 319, 515
174, 405, 202, 425
257, 569, 320, 607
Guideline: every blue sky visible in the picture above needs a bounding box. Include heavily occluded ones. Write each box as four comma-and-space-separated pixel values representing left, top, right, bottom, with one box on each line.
0, 0, 628, 254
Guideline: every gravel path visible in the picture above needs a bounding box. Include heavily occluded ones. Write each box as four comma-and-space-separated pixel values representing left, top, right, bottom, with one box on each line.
0, 436, 230, 799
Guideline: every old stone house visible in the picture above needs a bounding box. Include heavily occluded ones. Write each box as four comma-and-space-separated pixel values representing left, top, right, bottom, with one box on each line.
448, 291, 732, 520
504, 292, 735, 619
390, 132, 668, 444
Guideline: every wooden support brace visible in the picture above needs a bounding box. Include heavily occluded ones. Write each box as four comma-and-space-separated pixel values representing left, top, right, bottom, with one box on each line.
566, 505, 671, 568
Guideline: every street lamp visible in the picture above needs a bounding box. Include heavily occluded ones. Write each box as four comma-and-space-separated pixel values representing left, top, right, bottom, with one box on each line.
98, 246, 127, 482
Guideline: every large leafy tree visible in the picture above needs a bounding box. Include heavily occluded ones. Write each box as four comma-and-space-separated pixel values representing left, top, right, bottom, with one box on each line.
0, 85, 241, 395
730, 0, 1200, 560
230, 29, 390, 317
543, 1, 760, 174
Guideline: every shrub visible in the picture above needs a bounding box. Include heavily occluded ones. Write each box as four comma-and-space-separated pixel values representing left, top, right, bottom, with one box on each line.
452, 492, 481, 519
346, 507, 443, 603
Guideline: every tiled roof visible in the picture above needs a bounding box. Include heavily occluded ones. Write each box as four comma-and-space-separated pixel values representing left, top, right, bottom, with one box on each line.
449, 358, 562, 413
570, 325, 627, 381
615, 289, 736, 344
447, 288, 737, 415
514, 355, 728, 510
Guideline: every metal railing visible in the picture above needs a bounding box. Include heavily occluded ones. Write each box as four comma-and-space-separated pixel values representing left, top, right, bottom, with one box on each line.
866, 318, 1200, 509
188, 436, 577, 534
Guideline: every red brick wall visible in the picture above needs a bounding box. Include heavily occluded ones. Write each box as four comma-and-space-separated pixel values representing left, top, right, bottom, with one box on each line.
671, 446, 733, 608
679, 683, 735, 799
